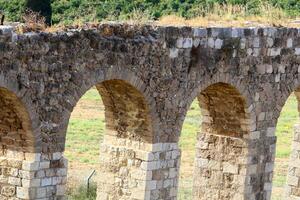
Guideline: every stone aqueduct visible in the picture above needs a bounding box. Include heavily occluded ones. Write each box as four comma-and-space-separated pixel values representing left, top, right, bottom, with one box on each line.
0, 23, 300, 200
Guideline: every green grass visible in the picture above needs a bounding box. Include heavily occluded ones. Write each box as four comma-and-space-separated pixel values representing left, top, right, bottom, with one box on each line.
65, 118, 104, 164
66, 89, 299, 200
271, 94, 298, 199
275, 94, 298, 158
67, 184, 97, 200
79, 89, 101, 101
179, 101, 201, 148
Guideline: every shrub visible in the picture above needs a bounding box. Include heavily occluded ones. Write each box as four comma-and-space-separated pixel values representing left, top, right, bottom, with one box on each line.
25, 0, 52, 25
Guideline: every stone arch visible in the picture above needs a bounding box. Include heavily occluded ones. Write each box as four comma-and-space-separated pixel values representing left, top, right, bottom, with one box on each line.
59, 67, 158, 151
180, 80, 253, 200
60, 68, 160, 200
180, 73, 254, 139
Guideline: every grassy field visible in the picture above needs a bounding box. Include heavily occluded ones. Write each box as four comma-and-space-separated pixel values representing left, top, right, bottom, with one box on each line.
65, 88, 298, 200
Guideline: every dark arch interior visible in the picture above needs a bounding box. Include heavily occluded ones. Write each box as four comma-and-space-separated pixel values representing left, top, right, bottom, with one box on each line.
0, 87, 33, 152
97, 79, 153, 143
199, 82, 249, 138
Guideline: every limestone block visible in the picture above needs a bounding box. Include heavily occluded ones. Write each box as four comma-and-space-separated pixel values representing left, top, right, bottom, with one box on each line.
268, 48, 281, 56
8, 168, 19, 177
35, 187, 46, 198
56, 185, 66, 196
0, 158, 7, 167
16, 187, 36, 199
52, 152, 62, 160
46, 186, 56, 197
267, 37, 274, 47
249, 131, 260, 140
131, 170, 152, 180
265, 162, 274, 173
169, 48, 178, 58
253, 37, 260, 48
223, 162, 239, 174
208, 38, 214, 48
163, 179, 173, 188
41, 177, 52, 186
130, 189, 150, 200
7, 159, 22, 169
39, 161, 50, 169
22, 161, 40, 171
287, 175, 299, 186
152, 143, 163, 152
22, 178, 41, 187
287, 38, 293, 48
193, 28, 207, 37
176, 38, 193, 49
168, 168, 177, 179
193, 38, 200, 47
267, 127, 276, 137
6, 151, 24, 160
264, 182, 272, 191
215, 39, 223, 49
56, 168, 67, 176
19, 170, 35, 179
295, 48, 300, 55
247, 165, 258, 175
140, 161, 159, 171
232, 28, 244, 38
8, 177, 21, 186
1, 185, 16, 197
278, 65, 286, 73
266, 65, 273, 73
25, 153, 41, 161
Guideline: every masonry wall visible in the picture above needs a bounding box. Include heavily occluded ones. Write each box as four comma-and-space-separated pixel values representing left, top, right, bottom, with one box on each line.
192, 83, 251, 200
0, 24, 300, 199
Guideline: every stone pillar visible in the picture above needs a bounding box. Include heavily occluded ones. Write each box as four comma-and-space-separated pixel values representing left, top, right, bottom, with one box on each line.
193, 132, 250, 200
285, 123, 300, 199
98, 135, 181, 200
0, 150, 68, 200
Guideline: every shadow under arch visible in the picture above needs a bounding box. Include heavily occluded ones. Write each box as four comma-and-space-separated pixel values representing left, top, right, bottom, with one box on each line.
96, 79, 153, 143
179, 82, 253, 200
0, 86, 37, 152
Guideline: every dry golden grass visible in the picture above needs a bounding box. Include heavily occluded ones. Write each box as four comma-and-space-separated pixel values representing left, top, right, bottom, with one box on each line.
13, 4, 300, 34
157, 4, 300, 28
15, 9, 47, 33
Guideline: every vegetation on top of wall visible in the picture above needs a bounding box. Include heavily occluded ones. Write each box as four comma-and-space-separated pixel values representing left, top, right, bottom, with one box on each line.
0, 0, 299, 25
24, 0, 52, 25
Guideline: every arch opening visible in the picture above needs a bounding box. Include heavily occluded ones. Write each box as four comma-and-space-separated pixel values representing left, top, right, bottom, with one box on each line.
64, 79, 154, 200
271, 91, 300, 200
179, 82, 251, 200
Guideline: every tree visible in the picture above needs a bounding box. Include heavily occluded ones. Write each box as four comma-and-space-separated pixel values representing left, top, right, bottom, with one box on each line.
25, 0, 52, 25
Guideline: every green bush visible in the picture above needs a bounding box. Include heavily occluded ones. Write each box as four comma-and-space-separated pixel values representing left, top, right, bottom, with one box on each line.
0, 0, 299, 24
